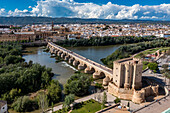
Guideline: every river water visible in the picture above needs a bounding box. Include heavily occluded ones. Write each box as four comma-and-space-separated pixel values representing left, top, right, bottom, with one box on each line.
23, 45, 120, 85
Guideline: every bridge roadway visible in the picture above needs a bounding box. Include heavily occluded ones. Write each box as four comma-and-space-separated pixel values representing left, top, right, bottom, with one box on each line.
47, 42, 113, 80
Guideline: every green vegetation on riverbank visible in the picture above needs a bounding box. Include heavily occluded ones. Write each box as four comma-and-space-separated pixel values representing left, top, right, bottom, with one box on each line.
134, 47, 170, 59
64, 73, 91, 96
101, 39, 170, 68
0, 42, 23, 66
55, 36, 155, 47
0, 42, 62, 112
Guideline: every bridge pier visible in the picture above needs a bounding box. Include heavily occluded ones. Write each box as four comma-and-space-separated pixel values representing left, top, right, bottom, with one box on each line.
50, 48, 54, 53
78, 64, 86, 70
54, 50, 58, 54
68, 58, 74, 64
93, 71, 101, 79
84, 67, 94, 74
73, 60, 79, 66
64, 55, 69, 61
57, 51, 62, 56
103, 76, 110, 86
61, 53, 66, 59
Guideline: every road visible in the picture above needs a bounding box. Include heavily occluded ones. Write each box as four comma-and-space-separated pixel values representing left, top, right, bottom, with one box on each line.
48, 93, 97, 113
136, 95, 170, 113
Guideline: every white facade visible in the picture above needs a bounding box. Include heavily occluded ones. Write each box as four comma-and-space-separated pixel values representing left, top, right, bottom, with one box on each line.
0, 104, 7, 113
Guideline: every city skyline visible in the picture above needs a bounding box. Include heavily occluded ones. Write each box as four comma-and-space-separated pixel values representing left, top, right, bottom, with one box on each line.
0, 0, 170, 20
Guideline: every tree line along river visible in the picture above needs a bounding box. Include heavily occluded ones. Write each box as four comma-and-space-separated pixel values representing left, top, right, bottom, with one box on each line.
23, 45, 120, 85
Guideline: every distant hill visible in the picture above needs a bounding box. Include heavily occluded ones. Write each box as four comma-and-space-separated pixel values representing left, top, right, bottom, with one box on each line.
0, 16, 169, 25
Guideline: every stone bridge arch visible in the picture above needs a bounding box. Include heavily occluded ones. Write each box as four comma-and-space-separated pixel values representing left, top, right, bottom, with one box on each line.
93, 71, 106, 79
84, 66, 95, 74
78, 62, 87, 70
103, 76, 111, 86
73, 59, 80, 66
68, 57, 75, 64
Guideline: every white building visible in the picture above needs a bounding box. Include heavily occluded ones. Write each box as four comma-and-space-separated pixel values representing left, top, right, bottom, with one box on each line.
0, 101, 7, 113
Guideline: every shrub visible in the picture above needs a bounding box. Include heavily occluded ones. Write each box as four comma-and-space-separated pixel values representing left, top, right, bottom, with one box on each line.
114, 97, 121, 104
12, 96, 38, 112
47, 80, 62, 104
148, 62, 159, 71
64, 74, 91, 96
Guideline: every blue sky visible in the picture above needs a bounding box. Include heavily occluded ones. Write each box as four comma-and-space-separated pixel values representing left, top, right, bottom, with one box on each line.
1, 0, 170, 11
0, 0, 170, 20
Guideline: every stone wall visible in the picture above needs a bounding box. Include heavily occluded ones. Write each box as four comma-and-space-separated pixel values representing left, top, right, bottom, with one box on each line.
108, 82, 133, 100
108, 82, 159, 104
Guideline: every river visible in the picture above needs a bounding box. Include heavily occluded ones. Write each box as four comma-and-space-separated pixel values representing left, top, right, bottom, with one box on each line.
23, 45, 120, 85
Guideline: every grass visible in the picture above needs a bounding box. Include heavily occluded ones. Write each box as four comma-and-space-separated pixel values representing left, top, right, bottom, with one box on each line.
142, 61, 149, 70
54, 99, 103, 113
71, 99, 103, 113
134, 47, 170, 59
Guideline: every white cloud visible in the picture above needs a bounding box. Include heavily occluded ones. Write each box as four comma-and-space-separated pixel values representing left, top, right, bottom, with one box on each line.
0, 0, 170, 20
143, 11, 150, 15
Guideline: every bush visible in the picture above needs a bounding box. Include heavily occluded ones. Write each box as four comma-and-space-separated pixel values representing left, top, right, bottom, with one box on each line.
12, 96, 38, 112
114, 97, 121, 104
4, 55, 24, 65
148, 62, 159, 71
95, 83, 104, 90
1, 88, 21, 104
63, 94, 75, 109
64, 73, 91, 96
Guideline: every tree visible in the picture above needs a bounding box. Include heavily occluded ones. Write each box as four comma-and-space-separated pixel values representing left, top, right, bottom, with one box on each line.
41, 71, 51, 88
47, 80, 62, 104
63, 94, 75, 109
9, 88, 21, 103
64, 74, 91, 96
148, 62, 159, 71
12, 96, 38, 112
0, 57, 3, 64
37, 91, 48, 113
102, 92, 107, 107
4, 55, 24, 65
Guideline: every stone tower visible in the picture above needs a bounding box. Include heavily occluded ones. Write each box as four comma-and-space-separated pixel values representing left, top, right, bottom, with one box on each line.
112, 58, 143, 90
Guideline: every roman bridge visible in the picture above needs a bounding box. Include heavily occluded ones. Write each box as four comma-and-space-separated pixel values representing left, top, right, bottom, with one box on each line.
47, 42, 113, 86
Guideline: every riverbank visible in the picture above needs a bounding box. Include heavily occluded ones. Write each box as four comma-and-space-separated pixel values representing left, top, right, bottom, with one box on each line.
101, 39, 170, 68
